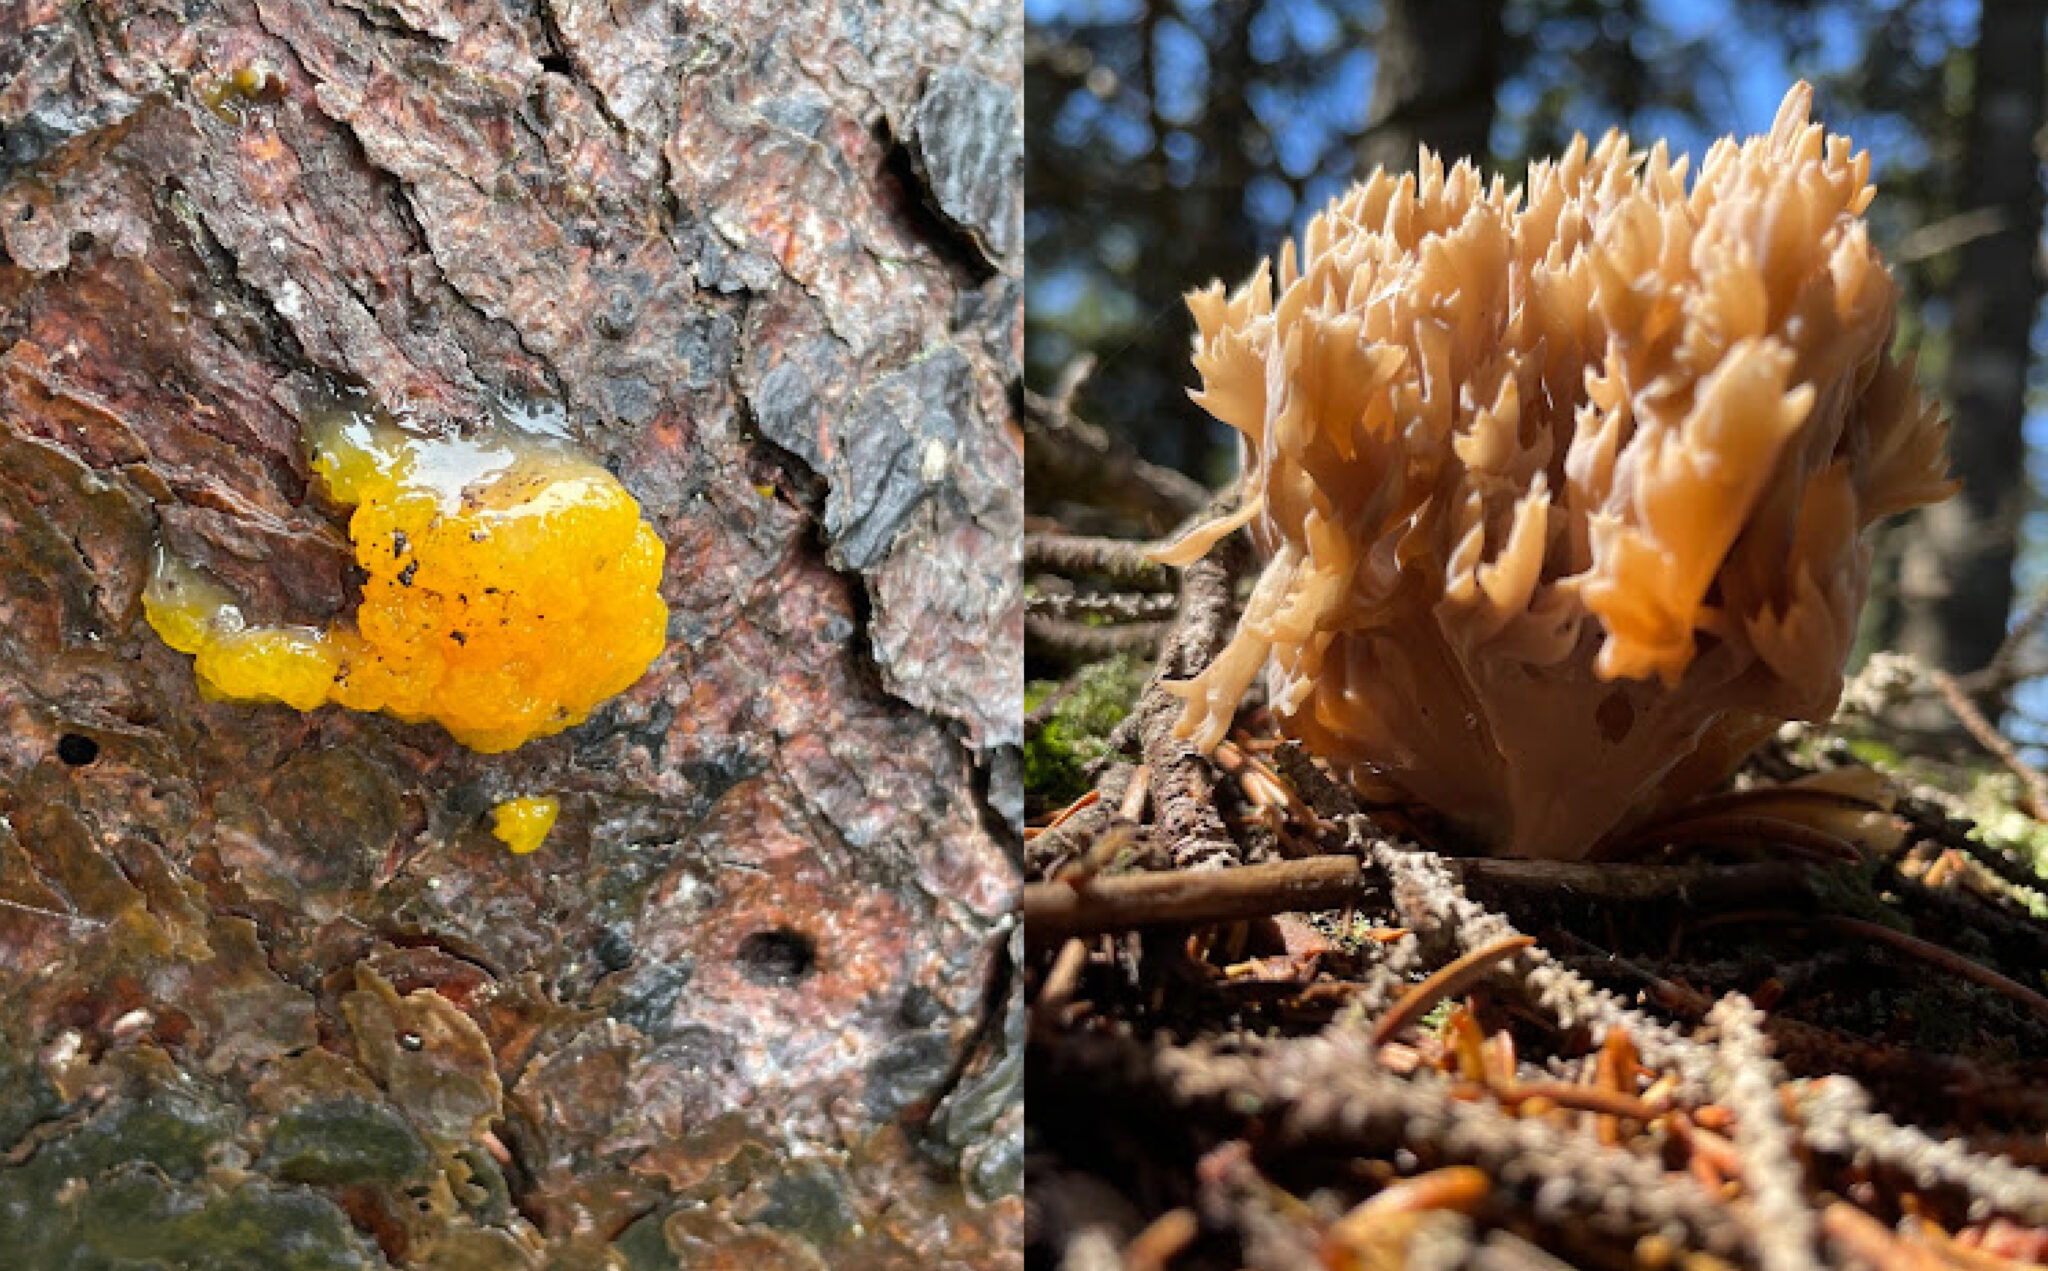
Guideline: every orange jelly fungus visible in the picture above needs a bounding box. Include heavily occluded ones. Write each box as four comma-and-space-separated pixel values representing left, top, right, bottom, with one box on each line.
144, 409, 668, 752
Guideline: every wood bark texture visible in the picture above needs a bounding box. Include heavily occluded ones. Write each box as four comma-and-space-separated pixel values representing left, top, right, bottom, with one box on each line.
0, 1, 1023, 1267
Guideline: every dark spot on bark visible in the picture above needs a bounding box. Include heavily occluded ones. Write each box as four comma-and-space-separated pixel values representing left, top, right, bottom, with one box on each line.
609, 956, 694, 1034
864, 1028, 955, 1122
736, 928, 815, 985
56, 733, 99, 766
592, 925, 634, 973
747, 336, 848, 475
538, 52, 572, 76
755, 1161, 862, 1247
397, 560, 418, 586
392, 530, 408, 557
898, 985, 942, 1028
449, 630, 466, 645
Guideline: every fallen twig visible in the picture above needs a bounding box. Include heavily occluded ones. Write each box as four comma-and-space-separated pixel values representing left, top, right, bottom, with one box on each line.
1929, 667, 2048, 821
1025, 532, 1178, 590
1369, 934, 1536, 1047
1023, 853, 1835, 943
1111, 534, 1253, 871
1026, 614, 1171, 661
1025, 855, 1369, 945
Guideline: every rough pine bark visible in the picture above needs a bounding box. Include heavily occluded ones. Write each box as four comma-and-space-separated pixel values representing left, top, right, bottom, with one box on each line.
0, 1, 1023, 1267
1896, 0, 2048, 699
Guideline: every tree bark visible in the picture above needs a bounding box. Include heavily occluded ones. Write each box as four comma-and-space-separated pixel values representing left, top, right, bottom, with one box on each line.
1895, 1, 2048, 706
0, 2, 1021, 1267
1358, 0, 1509, 173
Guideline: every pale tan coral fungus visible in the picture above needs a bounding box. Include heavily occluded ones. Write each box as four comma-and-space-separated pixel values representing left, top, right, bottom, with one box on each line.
1163, 83, 1956, 860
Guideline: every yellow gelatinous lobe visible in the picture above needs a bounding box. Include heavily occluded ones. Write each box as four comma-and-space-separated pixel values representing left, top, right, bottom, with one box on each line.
491, 796, 559, 855
196, 627, 339, 710
141, 548, 244, 655
143, 402, 669, 752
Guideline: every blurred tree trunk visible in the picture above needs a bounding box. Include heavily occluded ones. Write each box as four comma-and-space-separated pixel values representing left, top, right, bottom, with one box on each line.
0, 0, 1021, 1266
1894, 0, 2048, 717
1358, 0, 1509, 172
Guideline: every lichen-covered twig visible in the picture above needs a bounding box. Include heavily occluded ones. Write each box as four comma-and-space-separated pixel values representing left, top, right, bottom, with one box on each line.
1130, 1031, 1751, 1256
1109, 539, 1253, 871
1356, 826, 1722, 1093
1793, 1077, 2048, 1223
1024, 533, 1177, 590
1023, 763, 1132, 879
1024, 615, 1171, 662
1706, 995, 1819, 1271
1027, 590, 1180, 622
1929, 666, 2048, 820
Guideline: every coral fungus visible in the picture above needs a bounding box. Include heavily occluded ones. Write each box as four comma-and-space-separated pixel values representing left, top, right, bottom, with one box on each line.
145, 407, 668, 753
1163, 83, 1955, 859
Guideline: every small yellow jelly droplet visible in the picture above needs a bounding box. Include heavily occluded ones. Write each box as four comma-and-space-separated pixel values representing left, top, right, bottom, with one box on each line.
491, 796, 559, 855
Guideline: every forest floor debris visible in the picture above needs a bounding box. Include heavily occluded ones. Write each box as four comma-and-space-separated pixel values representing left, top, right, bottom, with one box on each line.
1025, 394, 2048, 1271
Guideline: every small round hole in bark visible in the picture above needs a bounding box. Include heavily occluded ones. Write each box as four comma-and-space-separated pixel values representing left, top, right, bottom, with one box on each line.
736, 928, 816, 986
56, 733, 100, 766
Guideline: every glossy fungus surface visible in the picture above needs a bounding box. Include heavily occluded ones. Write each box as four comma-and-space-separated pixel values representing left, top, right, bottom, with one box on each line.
490, 796, 560, 855
146, 407, 668, 753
